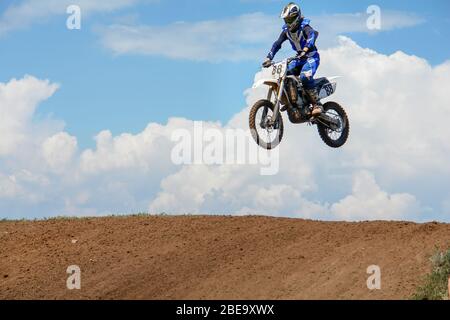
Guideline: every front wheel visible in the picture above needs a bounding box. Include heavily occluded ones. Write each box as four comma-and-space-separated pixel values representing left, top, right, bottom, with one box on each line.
317, 101, 350, 148
249, 100, 284, 150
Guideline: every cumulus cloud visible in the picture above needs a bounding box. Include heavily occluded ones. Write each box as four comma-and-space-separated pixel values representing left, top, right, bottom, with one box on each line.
98, 10, 424, 61
79, 121, 181, 174
42, 132, 78, 173
318, 37, 450, 179
0, 76, 69, 208
0, 75, 60, 156
330, 171, 421, 221
148, 37, 450, 221
1, 36, 449, 222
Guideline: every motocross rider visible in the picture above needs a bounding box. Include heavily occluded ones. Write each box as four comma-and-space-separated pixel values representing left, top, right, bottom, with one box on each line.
263, 2, 323, 116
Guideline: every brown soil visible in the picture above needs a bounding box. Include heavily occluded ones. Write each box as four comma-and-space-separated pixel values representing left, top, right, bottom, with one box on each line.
1, 215, 449, 300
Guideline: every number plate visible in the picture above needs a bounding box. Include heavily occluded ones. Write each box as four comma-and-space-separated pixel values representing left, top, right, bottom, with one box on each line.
323, 83, 334, 96
270, 62, 287, 80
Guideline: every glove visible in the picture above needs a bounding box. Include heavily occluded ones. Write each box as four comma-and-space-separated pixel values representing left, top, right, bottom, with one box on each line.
297, 50, 308, 60
262, 58, 272, 68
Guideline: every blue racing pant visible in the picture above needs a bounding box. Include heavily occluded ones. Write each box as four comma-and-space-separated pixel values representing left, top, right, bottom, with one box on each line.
287, 52, 320, 90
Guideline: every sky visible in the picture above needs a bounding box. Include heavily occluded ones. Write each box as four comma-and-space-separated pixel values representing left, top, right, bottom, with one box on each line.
1, 0, 450, 221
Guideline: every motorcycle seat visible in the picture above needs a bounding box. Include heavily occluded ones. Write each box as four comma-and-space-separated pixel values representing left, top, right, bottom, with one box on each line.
314, 77, 329, 88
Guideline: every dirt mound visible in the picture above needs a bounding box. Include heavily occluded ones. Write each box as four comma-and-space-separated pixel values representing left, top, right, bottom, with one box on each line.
1, 215, 450, 300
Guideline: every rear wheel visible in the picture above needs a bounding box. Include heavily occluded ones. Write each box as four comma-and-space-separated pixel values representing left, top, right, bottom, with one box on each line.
317, 101, 349, 148
249, 100, 284, 150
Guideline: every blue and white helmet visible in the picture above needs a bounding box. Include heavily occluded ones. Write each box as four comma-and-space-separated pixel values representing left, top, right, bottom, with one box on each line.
280, 2, 301, 25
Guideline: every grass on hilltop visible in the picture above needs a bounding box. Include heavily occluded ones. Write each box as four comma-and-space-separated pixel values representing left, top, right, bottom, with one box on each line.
412, 248, 450, 300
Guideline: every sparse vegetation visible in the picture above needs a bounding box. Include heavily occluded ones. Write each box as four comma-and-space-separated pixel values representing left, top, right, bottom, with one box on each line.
0, 213, 173, 223
45, 215, 85, 221
133, 212, 152, 216
412, 249, 450, 300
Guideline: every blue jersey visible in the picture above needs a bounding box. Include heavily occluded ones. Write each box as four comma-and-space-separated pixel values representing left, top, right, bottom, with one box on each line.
267, 18, 319, 60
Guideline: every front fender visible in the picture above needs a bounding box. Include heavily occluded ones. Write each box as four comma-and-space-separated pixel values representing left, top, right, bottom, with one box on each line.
252, 78, 279, 90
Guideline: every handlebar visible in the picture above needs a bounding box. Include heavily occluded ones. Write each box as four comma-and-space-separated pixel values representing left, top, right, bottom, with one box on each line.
265, 55, 299, 68
286, 56, 298, 63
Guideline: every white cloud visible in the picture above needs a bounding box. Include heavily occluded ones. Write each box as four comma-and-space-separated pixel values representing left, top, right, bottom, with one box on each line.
79, 120, 182, 174
1, 36, 450, 222
99, 11, 424, 61
330, 171, 421, 221
99, 13, 278, 62
0, 169, 50, 203
318, 11, 424, 33
0, 75, 59, 156
318, 37, 450, 179
148, 37, 450, 221
42, 132, 78, 173
0, 76, 65, 206
0, 0, 141, 36
0, 173, 22, 198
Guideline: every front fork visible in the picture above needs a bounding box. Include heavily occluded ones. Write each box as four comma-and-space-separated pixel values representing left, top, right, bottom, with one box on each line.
261, 78, 285, 130
270, 78, 285, 129
260, 88, 272, 129
272, 77, 285, 123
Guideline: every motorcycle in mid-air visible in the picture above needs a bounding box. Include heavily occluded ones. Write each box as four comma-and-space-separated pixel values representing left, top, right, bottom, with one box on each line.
249, 56, 349, 150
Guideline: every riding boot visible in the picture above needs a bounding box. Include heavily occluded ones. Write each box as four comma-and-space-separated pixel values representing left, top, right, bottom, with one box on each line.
305, 88, 323, 116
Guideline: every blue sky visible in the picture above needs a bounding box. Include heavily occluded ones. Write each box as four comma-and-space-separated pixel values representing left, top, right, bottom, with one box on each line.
1, 0, 450, 220
1, 0, 449, 150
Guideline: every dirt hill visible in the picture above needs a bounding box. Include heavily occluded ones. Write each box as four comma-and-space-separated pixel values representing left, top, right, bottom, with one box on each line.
1, 215, 449, 300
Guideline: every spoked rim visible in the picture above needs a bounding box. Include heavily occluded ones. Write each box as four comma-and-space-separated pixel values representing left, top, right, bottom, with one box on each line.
255, 107, 281, 146
323, 108, 345, 141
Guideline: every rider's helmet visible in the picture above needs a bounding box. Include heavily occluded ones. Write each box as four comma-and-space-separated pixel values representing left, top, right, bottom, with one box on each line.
280, 2, 302, 32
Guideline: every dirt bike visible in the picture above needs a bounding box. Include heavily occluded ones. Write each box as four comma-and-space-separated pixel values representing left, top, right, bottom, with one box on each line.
249, 56, 349, 150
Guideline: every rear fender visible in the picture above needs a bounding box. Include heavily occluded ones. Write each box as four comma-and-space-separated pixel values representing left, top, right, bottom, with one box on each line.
318, 76, 342, 100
